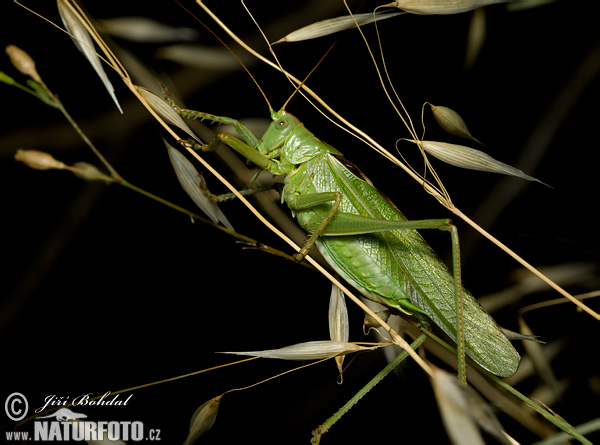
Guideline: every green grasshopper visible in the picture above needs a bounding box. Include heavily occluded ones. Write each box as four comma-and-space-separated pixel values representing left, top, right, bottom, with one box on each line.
178, 107, 521, 378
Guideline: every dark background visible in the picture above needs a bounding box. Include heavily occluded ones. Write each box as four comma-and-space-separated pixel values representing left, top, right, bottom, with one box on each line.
1, 1, 599, 444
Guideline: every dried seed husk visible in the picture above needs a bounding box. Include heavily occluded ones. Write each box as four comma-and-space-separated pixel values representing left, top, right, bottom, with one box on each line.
5, 45, 42, 83
155, 45, 248, 70
184, 396, 221, 445
383, 0, 509, 15
329, 284, 349, 374
430, 367, 484, 445
15, 149, 65, 170
136, 87, 200, 142
98, 17, 199, 43
507, 0, 555, 12
274, 11, 402, 43
57, 0, 122, 113
166, 141, 234, 230
363, 310, 391, 331
329, 285, 349, 343
465, 7, 486, 69
409, 140, 547, 185
220, 341, 373, 361
430, 367, 514, 444
71, 162, 108, 182
429, 104, 482, 144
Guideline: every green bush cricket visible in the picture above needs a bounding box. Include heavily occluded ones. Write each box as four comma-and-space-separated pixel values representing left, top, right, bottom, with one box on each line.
175, 105, 521, 379
7, 1, 597, 442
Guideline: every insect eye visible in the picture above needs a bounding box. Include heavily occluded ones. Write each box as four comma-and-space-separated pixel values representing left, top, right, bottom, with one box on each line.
275, 119, 289, 130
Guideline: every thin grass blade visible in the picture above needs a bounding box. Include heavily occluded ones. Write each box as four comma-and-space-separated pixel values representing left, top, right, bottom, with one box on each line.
57, 0, 122, 113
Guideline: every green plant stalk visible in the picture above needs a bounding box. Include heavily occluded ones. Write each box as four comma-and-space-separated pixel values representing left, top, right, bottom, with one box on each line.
0, 72, 40, 97
56, 99, 122, 181
311, 334, 427, 443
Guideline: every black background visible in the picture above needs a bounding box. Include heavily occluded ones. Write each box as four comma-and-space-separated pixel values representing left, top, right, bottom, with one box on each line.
1, 1, 599, 444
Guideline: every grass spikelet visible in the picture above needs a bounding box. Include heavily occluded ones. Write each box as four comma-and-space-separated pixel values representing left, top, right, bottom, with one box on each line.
5, 45, 42, 84
166, 141, 234, 230
384, 0, 509, 15
14, 149, 65, 171
430, 366, 516, 444
408, 139, 548, 185
184, 396, 222, 445
430, 367, 485, 444
429, 103, 482, 144
273, 12, 402, 43
56, 0, 122, 113
98, 17, 199, 43
465, 7, 486, 69
220, 341, 376, 360
70, 162, 107, 182
328, 284, 349, 375
136, 87, 200, 142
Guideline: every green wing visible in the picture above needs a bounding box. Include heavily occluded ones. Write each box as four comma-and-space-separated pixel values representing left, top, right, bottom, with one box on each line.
316, 154, 520, 377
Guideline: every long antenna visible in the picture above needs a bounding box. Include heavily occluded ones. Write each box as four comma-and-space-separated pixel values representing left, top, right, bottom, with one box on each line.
241, 0, 338, 112
282, 45, 335, 110
177, 0, 272, 111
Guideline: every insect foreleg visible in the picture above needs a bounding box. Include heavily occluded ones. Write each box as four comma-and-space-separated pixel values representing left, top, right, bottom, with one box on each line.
177, 109, 285, 173
178, 137, 221, 153
199, 181, 275, 203
217, 133, 283, 173
177, 108, 264, 153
